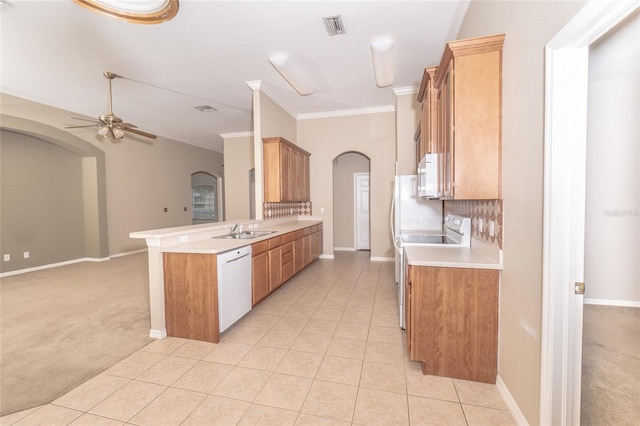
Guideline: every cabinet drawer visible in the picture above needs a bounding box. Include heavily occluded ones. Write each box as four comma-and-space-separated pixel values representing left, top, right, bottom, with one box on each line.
293, 230, 305, 240
282, 232, 293, 243
282, 249, 293, 264
252, 240, 269, 256
268, 236, 282, 249
282, 261, 294, 282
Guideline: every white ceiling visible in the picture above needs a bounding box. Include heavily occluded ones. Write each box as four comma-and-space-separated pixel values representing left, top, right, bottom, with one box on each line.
0, 0, 469, 152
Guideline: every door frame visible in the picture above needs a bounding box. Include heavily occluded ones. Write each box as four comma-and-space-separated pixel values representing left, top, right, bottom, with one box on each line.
540, 1, 640, 425
354, 172, 370, 250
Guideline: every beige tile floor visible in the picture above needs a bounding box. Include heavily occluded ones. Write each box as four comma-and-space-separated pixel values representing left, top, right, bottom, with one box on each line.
1, 252, 516, 426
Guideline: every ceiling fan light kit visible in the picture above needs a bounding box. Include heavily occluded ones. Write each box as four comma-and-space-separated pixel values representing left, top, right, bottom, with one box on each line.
371, 38, 396, 88
72, 0, 179, 24
65, 71, 157, 141
269, 54, 314, 96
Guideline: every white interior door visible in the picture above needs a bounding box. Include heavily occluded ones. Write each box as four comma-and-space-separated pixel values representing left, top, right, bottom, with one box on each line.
355, 173, 370, 250
541, 1, 639, 425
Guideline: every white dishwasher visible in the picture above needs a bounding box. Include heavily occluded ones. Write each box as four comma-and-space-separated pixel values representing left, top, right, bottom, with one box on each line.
217, 245, 252, 332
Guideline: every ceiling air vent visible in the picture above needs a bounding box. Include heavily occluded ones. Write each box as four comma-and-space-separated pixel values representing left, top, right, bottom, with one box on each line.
194, 105, 217, 113
323, 15, 345, 36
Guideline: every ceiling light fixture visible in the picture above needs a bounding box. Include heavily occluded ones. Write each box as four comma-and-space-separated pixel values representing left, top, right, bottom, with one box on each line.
194, 105, 218, 113
72, 0, 179, 24
371, 38, 396, 88
269, 54, 314, 96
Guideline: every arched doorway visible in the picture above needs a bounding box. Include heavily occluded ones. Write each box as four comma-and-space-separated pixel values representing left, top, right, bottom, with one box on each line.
332, 152, 371, 252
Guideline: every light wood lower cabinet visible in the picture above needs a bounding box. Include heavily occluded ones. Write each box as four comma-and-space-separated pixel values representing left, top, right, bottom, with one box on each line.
163, 224, 323, 342
293, 230, 305, 274
406, 265, 499, 384
251, 240, 270, 306
268, 236, 283, 292
163, 253, 219, 343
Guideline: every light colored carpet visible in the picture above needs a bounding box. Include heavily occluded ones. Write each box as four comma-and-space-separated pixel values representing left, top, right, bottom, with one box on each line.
0, 253, 153, 416
581, 304, 640, 425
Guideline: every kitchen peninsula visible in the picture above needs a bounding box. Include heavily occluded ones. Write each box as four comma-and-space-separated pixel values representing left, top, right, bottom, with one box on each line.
130, 217, 323, 343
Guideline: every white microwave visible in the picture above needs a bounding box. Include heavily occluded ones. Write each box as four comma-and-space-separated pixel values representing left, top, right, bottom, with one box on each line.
417, 153, 439, 198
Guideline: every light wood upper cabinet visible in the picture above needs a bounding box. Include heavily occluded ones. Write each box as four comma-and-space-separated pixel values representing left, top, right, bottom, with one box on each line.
434, 34, 505, 200
417, 66, 439, 166
263, 137, 311, 202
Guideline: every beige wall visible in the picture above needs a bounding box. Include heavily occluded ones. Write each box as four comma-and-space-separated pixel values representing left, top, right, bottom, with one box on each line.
454, 1, 585, 423
223, 135, 254, 221
1, 130, 85, 272
333, 152, 371, 249
1, 93, 224, 259
395, 92, 420, 175
585, 11, 640, 303
298, 112, 396, 259
260, 92, 297, 142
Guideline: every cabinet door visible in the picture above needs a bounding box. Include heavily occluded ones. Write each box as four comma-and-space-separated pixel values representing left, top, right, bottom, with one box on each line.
303, 234, 312, 266
409, 266, 499, 384
293, 237, 304, 273
439, 62, 454, 199
252, 251, 270, 306
269, 246, 283, 291
280, 143, 292, 202
302, 153, 310, 201
163, 253, 219, 343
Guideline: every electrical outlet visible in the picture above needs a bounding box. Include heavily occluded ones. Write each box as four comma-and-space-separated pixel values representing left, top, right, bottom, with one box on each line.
23, 251, 29, 259
164, 207, 168, 212
3, 254, 9, 262
478, 218, 484, 231
489, 221, 495, 237
320, 207, 325, 214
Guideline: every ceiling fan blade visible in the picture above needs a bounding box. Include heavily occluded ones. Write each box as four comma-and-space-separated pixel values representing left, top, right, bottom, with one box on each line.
65, 124, 98, 129
123, 127, 158, 139
69, 116, 100, 124
109, 127, 116, 139
120, 123, 138, 129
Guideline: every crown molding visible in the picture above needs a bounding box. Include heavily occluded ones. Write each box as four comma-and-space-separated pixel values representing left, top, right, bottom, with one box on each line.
219, 131, 254, 139
297, 105, 395, 120
393, 86, 419, 96
246, 80, 262, 90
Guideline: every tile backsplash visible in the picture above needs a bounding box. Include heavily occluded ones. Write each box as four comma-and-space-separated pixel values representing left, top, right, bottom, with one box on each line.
444, 199, 503, 249
263, 201, 312, 220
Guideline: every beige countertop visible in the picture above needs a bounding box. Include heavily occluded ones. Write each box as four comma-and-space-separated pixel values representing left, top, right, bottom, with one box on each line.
160, 219, 323, 255
404, 239, 502, 270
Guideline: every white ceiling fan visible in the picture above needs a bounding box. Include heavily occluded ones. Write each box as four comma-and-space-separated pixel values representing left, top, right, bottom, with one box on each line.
66, 71, 157, 140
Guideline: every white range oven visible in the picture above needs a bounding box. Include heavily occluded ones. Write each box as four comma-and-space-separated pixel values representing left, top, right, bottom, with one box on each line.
396, 214, 471, 329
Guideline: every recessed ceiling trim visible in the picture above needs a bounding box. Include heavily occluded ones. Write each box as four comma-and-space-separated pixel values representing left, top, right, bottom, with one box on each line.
72, 0, 179, 24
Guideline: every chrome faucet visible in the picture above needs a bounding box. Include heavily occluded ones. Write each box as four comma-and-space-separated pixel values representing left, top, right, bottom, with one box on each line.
231, 223, 239, 233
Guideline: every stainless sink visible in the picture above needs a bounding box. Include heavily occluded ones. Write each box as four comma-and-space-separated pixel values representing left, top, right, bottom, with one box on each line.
215, 230, 276, 240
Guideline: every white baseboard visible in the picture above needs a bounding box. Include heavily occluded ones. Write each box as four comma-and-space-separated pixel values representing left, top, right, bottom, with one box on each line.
319, 254, 334, 259
149, 328, 167, 339
0, 249, 148, 278
584, 298, 640, 307
370, 256, 394, 262
333, 247, 356, 252
110, 248, 148, 258
496, 375, 529, 426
